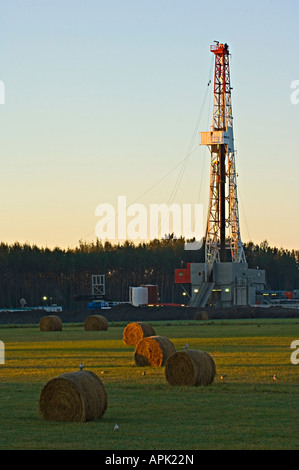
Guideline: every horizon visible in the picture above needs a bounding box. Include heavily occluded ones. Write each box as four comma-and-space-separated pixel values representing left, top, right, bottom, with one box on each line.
0, 237, 298, 254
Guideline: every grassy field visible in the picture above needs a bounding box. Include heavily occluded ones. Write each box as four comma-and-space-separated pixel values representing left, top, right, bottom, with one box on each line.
0, 318, 298, 450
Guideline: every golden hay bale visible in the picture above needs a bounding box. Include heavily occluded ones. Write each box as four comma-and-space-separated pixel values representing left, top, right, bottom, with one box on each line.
123, 322, 156, 345
39, 315, 62, 331
165, 349, 216, 386
84, 315, 109, 331
39, 370, 108, 422
201, 311, 209, 321
194, 310, 209, 321
134, 335, 176, 367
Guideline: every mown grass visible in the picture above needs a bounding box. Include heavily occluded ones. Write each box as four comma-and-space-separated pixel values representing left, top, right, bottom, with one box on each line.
0, 319, 298, 450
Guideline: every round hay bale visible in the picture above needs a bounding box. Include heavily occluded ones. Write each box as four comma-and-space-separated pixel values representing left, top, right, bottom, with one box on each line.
134, 335, 176, 367
123, 322, 156, 345
165, 349, 216, 386
84, 315, 108, 331
40, 315, 62, 331
194, 310, 209, 321
39, 370, 108, 422
201, 311, 209, 321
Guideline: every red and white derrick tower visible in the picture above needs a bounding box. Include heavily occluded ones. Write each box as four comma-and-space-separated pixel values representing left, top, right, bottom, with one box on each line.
174, 42, 265, 308
201, 42, 246, 270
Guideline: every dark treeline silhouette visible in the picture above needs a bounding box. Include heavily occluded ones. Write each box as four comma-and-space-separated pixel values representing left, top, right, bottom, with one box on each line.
0, 238, 298, 311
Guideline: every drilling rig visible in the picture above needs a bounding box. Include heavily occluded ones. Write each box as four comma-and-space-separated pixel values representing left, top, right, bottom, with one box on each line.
175, 42, 265, 308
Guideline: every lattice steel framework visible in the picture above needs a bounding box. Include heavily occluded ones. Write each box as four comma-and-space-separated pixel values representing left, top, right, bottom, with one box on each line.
201, 42, 246, 265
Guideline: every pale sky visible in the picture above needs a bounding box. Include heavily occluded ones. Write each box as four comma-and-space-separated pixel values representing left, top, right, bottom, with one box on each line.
0, 0, 298, 250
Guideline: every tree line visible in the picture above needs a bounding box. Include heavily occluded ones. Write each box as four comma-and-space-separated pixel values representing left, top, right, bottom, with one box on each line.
0, 238, 298, 311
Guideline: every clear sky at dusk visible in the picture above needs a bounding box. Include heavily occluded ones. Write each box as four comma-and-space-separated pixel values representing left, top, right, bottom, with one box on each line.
0, 0, 298, 250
